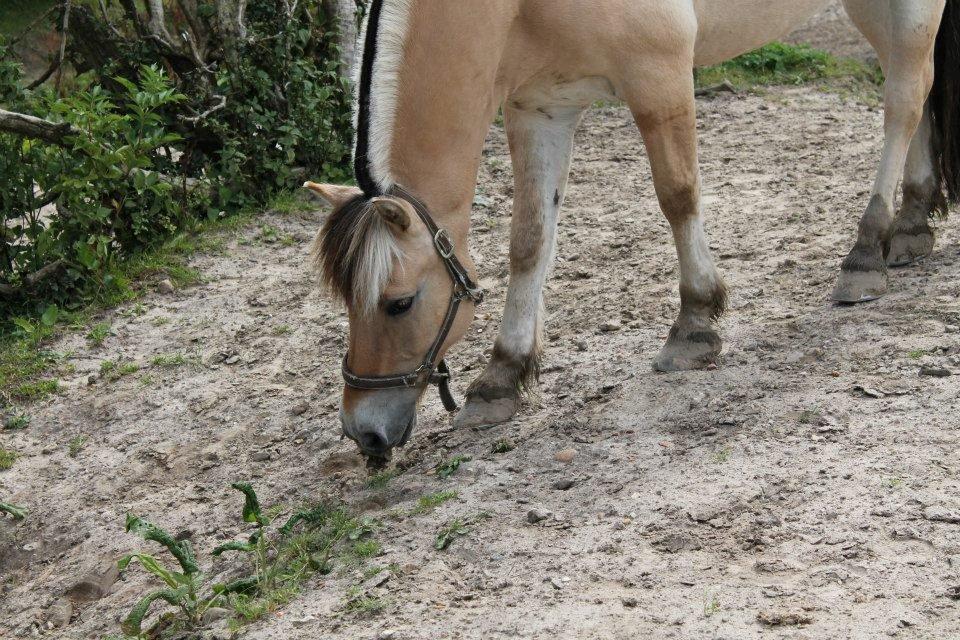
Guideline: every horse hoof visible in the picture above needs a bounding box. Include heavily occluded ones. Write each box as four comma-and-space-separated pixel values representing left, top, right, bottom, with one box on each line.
453, 396, 519, 429
652, 336, 721, 372
831, 269, 887, 304
887, 231, 934, 267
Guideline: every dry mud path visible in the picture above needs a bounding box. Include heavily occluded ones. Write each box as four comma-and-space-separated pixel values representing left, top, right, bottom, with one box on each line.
3, 35, 960, 640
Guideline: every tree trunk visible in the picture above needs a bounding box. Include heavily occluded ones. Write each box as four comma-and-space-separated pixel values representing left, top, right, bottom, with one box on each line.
323, 0, 358, 77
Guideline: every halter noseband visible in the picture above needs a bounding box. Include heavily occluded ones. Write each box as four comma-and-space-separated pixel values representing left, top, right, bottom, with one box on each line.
341, 185, 484, 412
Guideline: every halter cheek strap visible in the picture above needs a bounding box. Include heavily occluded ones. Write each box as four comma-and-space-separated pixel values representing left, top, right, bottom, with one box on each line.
340, 185, 484, 412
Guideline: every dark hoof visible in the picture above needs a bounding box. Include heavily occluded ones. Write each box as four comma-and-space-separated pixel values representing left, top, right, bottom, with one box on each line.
653, 331, 721, 372
887, 231, 934, 267
832, 268, 887, 303
453, 396, 519, 429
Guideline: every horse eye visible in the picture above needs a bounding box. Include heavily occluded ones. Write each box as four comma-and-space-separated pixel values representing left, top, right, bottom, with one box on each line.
385, 296, 415, 317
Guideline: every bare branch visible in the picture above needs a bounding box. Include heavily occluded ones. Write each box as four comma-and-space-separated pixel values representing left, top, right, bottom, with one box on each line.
54, 1, 73, 93
0, 109, 77, 145
0, 261, 66, 299
182, 94, 227, 124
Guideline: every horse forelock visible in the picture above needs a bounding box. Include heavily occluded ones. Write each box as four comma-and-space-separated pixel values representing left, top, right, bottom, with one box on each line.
314, 196, 404, 314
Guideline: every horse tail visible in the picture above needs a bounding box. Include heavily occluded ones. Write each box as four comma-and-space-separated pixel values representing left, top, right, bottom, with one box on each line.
932, 0, 960, 206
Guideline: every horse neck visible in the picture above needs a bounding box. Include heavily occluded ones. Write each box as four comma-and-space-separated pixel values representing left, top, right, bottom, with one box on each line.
365, 0, 513, 241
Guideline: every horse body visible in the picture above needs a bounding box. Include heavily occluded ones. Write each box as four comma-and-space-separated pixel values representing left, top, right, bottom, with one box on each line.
308, 0, 959, 458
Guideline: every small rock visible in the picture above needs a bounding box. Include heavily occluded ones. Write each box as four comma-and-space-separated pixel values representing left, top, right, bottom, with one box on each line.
599, 321, 621, 333
947, 586, 960, 600
652, 533, 702, 553
289, 400, 311, 416
157, 279, 175, 295
757, 611, 813, 627
554, 449, 577, 464
527, 508, 552, 524
621, 596, 638, 608
552, 479, 575, 491
548, 577, 564, 590
919, 366, 952, 378
250, 451, 272, 463
378, 630, 398, 639
66, 563, 120, 603
223, 354, 241, 365
201, 607, 231, 625
47, 598, 72, 628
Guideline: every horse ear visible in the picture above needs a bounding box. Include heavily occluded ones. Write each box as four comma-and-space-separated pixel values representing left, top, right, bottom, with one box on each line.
370, 197, 411, 233
303, 182, 363, 209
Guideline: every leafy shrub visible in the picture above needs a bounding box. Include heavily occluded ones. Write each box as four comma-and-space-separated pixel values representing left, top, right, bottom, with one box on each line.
0, 1, 359, 323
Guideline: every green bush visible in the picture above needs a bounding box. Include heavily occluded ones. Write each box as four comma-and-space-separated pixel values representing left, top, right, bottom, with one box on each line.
0, 1, 358, 324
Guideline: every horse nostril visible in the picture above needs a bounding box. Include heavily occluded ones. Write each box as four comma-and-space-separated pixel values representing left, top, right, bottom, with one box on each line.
358, 430, 389, 454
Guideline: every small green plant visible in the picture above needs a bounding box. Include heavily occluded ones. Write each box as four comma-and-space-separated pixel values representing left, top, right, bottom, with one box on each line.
492, 439, 515, 454
87, 323, 111, 346
711, 447, 731, 464
435, 512, 490, 551
435, 455, 472, 479
68, 435, 88, 458
151, 316, 172, 327
101, 360, 140, 381
118, 515, 222, 637
0, 448, 17, 470
703, 590, 721, 617
411, 491, 458, 515
3, 413, 30, 430
886, 476, 904, 489
344, 587, 389, 617
797, 409, 821, 425
272, 325, 293, 336
151, 353, 195, 368
12, 378, 59, 402
0, 501, 26, 520
367, 469, 400, 490
908, 349, 930, 359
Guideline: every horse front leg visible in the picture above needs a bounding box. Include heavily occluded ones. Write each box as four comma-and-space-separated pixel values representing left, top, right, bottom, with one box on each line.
626, 68, 728, 371
833, 0, 942, 301
454, 103, 583, 429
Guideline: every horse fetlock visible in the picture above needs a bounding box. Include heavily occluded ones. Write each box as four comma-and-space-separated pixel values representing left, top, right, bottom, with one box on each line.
653, 321, 722, 372
888, 211, 935, 267
833, 244, 889, 303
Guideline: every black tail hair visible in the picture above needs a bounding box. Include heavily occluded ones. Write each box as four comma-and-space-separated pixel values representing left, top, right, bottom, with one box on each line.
932, 0, 960, 205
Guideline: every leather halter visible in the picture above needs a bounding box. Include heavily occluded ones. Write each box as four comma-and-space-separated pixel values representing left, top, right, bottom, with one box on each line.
341, 185, 484, 412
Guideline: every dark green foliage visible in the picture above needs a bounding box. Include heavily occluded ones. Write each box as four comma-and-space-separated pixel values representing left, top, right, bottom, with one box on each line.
1, 2, 356, 325
0, 501, 27, 520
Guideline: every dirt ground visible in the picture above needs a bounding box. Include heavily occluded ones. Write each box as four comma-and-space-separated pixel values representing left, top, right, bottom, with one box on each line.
3, 6, 960, 640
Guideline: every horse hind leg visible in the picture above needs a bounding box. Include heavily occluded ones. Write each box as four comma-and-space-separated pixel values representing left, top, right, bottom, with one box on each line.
833, 0, 943, 302
454, 102, 584, 429
888, 102, 944, 266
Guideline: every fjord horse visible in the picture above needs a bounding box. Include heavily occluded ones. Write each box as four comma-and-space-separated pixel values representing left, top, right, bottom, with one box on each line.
306, 0, 960, 459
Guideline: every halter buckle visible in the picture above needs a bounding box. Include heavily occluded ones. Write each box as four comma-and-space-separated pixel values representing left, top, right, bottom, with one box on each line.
434, 229, 455, 259
407, 363, 434, 387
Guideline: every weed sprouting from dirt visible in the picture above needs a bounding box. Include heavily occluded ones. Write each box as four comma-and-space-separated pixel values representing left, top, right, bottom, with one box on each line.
68, 436, 88, 458
0, 501, 26, 520
118, 483, 380, 636
344, 586, 389, 617
86, 323, 111, 346
492, 439, 515, 454
411, 491, 458, 515
150, 352, 196, 368
435, 512, 491, 551
3, 413, 30, 430
367, 469, 400, 490
797, 409, 822, 424
703, 590, 722, 617
0, 448, 17, 470
101, 360, 140, 381
435, 455, 472, 479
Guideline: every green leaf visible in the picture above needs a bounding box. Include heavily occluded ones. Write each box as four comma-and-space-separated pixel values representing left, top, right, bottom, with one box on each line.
230, 482, 268, 526
0, 502, 27, 520
120, 586, 188, 636
211, 540, 256, 556
40, 305, 59, 328
125, 514, 201, 575
117, 553, 180, 589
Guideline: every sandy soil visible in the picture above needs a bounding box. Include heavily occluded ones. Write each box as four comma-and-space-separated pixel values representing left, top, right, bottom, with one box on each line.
2, 7, 959, 640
